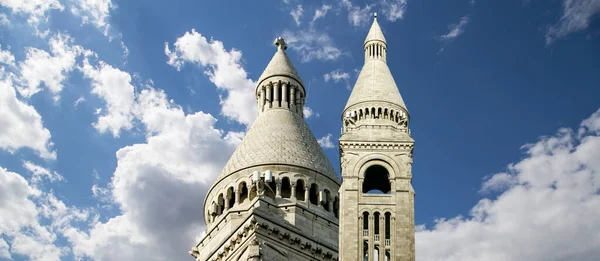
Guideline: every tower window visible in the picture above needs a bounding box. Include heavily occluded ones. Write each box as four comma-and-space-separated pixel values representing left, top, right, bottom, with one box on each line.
309, 183, 319, 205
227, 187, 235, 209
239, 182, 248, 203
363, 165, 391, 194
385, 212, 391, 239
322, 189, 331, 211
281, 177, 291, 198
333, 196, 339, 218
217, 193, 224, 215
295, 179, 305, 201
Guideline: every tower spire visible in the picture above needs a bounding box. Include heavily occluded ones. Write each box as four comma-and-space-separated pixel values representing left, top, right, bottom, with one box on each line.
364, 13, 387, 63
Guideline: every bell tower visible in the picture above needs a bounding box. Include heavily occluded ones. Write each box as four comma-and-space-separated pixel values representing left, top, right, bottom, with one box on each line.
338, 13, 415, 261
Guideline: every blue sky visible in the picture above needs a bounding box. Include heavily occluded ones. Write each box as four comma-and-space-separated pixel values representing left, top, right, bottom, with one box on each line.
1, 0, 599, 260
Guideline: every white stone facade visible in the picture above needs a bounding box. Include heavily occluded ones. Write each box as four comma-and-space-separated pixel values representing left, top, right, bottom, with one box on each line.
191, 15, 415, 261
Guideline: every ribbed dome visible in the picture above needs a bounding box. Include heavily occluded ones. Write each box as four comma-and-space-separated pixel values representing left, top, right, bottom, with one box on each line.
345, 60, 407, 110
218, 109, 338, 181
364, 14, 386, 44
256, 46, 303, 88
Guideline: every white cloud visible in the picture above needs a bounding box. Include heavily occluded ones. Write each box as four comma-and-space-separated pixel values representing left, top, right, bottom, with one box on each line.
0, 166, 89, 261
64, 87, 242, 261
80, 59, 136, 137
291, 4, 303, 26
324, 69, 350, 83
0, 13, 10, 27
165, 29, 257, 126
381, 0, 408, 22
0, 68, 56, 160
546, 0, 600, 44
312, 4, 332, 23
69, 0, 114, 34
416, 108, 600, 261
74, 96, 86, 107
303, 106, 320, 119
23, 161, 64, 184
17, 33, 84, 101
0, 46, 15, 65
340, 0, 373, 27
440, 15, 470, 41
0, 0, 63, 28
317, 133, 335, 149
281, 29, 343, 62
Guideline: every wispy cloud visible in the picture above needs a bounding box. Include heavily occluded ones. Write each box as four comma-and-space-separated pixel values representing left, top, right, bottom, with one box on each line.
381, 0, 408, 22
323, 69, 351, 88
311, 4, 332, 24
440, 15, 470, 41
290, 4, 303, 26
546, 0, 600, 44
340, 0, 373, 27
281, 29, 343, 62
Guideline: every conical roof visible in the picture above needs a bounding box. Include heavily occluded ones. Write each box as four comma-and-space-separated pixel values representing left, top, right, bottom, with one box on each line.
218, 109, 337, 180
257, 38, 303, 88
364, 13, 386, 44
345, 61, 406, 110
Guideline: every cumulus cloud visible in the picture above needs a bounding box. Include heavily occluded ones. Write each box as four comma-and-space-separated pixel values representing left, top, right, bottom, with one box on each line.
23, 161, 64, 184
381, 0, 408, 22
17, 33, 85, 101
317, 133, 335, 149
282, 29, 343, 62
80, 59, 136, 137
69, 0, 114, 34
165, 29, 257, 126
312, 4, 332, 23
0, 166, 90, 261
0, 0, 63, 28
546, 0, 600, 44
290, 4, 303, 26
340, 0, 373, 27
416, 108, 600, 261
0, 68, 56, 159
64, 87, 242, 261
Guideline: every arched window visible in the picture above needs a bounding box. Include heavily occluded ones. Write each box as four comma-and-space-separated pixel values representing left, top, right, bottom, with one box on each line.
363, 212, 369, 232
333, 196, 339, 218
239, 182, 248, 203
295, 179, 305, 201
384, 108, 388, 119
309, 183, 319, 205
263, 178, 275, 199
385, 212, 391, 240
322, 189, 331, 211
227, 187, 235, 209
363, 165, 391, 194
281, 177, 291, 198
217, 194, 224, 215
363, 240, 369, 261
374, 212, 380, 237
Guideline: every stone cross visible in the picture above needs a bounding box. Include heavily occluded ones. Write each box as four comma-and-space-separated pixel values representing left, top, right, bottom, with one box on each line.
274, 37, 287, 51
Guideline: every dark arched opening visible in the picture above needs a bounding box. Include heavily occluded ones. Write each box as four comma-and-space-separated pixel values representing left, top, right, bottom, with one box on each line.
309, 183, 318, 205
227, 187, 235, 209
295, 179, 305, 201
363, 165, 391, 194
239, 182, 248, 203
281, 177, 291, 198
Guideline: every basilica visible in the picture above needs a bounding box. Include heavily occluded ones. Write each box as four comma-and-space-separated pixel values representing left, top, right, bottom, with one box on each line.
189, 14, 415, 261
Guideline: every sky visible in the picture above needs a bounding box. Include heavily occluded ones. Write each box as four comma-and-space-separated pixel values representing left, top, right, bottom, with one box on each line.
0, 0, 599, 260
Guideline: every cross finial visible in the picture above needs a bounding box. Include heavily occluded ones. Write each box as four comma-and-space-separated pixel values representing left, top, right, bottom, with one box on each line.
274, 37, 287, 51
374, 12, 377, 19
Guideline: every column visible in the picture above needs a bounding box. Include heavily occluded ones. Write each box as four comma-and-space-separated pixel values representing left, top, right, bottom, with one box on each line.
290, 85, 296, 112
379, 216, 385, 261
266, 84, 272, 110
224, 195, 230, 211
236, 189, 241, 204
275, 180, 281, 198
282, 82, 288, 109
368, 215, 375, 261
295, 90, 301, 114
260, 87, 266, 112
273, 81, 280, 108
290, 182, 297, 200
304, 186, 309, 204
328, 196, 333, 213
359, 215, 364, 261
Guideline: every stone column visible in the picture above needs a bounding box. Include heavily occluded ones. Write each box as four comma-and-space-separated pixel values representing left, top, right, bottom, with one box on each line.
290, 85, 296, 112
273, 81, 280, 108
379, 216, 385, 261
304, 186, 310, 204
236, 189, 241, 204
295, 90, 301, 114
282, 82, 288, 109
359, 215, 364, 261
224, 195, 230, 211
290, 182, 297, 200
260, 87, 266, 112
328, 195, 333, 213
275, 180, 281, 198
368, 215, 375, 261
266, 84, 272, 110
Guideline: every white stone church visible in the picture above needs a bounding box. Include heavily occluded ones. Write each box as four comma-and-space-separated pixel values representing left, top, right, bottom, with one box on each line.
189, 14, 415, 261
